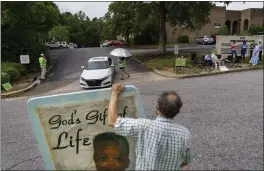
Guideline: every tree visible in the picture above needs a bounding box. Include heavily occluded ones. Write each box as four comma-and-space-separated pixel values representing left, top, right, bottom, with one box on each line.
100, 12, 117, 41
1, 2, 60, 63
248, 26, 264, 35
107, 2, 137, 45
156, 2, 215, 53
129, 1, 230, 53
48, 25, 70, 41
215, 25, 229, 35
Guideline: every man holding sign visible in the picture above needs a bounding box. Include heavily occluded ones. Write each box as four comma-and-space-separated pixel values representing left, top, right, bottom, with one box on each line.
108, 84, 192, 170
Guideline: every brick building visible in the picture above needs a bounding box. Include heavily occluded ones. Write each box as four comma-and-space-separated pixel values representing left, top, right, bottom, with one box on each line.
166, 6, 264, 43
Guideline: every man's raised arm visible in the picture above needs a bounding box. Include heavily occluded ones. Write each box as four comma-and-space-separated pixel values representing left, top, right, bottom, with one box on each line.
108, 84, 125, 127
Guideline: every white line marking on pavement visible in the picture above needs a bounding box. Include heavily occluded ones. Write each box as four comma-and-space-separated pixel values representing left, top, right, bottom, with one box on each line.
2, 96, 27, 101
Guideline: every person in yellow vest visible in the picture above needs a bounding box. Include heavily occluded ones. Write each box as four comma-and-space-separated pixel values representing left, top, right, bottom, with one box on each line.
119, 57, 130, 80
39, 53, 47, 80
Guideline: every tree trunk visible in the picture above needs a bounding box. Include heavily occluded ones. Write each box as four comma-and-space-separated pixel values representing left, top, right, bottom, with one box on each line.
126, 31, 130, 47
159, 1, 166, 54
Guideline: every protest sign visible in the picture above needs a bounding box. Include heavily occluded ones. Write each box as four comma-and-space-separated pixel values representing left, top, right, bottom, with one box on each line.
216, 35, 263, 56
2, 82, 12, 91
27, 85, 145, 170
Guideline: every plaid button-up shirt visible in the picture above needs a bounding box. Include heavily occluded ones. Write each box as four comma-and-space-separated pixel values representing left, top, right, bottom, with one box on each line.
114, 115, 191, 170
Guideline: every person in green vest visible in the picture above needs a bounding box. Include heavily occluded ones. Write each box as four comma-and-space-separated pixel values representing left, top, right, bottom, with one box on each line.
39, 53, 47, 80
119, 57, 130, 80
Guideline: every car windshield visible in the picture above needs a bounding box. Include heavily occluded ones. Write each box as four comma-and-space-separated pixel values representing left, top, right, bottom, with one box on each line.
85, 61, 109, 70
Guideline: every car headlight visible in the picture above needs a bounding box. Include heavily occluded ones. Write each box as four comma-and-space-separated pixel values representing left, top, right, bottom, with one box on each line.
102, 75, 111, 80
80, 77, 86, 81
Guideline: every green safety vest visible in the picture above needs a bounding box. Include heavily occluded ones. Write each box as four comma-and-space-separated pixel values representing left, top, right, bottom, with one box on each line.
39, 57, 47, 68
119, 59, 127, 67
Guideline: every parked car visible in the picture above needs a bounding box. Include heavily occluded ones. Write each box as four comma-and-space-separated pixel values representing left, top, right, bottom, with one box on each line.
45, 41, 68, 49
68, 43, 75, 49
102, 40, 109, 47
80, 57, 115, 89
102, 40, 126, 47
45, 41, 60, 48
59, 41, 68, 48
196, 36, 214, 45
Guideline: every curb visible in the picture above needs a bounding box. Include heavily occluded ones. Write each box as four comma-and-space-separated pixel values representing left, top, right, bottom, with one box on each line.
133, 57, 263, 79
153, 66, 263, 79
1, 65, 54, 98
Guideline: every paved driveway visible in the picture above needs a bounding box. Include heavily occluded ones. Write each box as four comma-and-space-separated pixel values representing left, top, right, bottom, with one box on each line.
1, 70, 263, 170
17, 45, 214, 96
47, 44, 215, 81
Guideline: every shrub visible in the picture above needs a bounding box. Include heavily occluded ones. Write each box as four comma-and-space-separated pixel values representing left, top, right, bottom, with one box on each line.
248, 26, 264, 35
177, 35, 189, 43
1, 62, 25, 75
1, 72, 11, 84
215, 25, 229, 35
5, 67, 20, 82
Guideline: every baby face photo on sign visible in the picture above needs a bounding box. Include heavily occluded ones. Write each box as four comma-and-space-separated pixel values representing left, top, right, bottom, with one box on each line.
27, 86, 144, 170
93, 132, 130, 171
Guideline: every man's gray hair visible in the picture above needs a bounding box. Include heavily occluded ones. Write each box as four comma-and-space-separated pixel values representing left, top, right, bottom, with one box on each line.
157, 91, 183, 118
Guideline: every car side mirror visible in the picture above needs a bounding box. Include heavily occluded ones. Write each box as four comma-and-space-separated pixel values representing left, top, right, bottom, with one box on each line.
81, 66, 84, 69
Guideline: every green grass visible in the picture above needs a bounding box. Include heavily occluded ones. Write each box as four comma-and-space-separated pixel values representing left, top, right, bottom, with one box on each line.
128, 43, 189, 49
136, 53, 264, 75
166, 43, 189, 47
138, 52, 202, 69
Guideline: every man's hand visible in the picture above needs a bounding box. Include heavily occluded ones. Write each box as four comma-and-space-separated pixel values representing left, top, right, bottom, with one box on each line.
108, 83, 125, 127
112, 83, 125, 95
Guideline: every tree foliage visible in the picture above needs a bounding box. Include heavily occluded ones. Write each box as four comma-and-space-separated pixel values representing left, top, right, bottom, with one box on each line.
2, 1, 235, 66
248, 26, 264, 35
1, 2, 60, 62
48, 25, 70, 41
107, 2, 137, 45
216, 25, 229, 35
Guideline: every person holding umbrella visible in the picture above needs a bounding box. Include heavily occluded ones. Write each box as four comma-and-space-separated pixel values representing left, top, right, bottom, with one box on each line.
110, 48, 132, 80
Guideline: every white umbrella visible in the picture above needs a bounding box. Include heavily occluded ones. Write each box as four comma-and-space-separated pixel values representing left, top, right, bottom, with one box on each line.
110, 48, 132, 58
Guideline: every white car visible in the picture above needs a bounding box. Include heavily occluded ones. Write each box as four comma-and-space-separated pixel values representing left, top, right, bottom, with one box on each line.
45, 41, 68, 49
80, 57, 115, 89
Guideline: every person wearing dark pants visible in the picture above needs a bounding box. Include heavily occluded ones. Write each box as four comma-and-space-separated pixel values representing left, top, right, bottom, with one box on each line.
241, 40, 248, 61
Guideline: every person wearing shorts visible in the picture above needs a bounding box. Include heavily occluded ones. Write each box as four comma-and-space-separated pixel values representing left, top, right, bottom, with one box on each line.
119, 57, 130, 80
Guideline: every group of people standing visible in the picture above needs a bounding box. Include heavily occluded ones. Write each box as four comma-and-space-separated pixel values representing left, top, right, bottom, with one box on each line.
231, 39, 263, 65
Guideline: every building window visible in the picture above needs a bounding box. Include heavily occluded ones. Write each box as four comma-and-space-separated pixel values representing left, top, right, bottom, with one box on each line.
243, 19, 249, 31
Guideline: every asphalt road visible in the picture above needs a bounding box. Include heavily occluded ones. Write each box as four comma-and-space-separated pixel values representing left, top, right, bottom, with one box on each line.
47, 44, 215, 81
1, 70, 263, 170
18, 44, 215, 96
